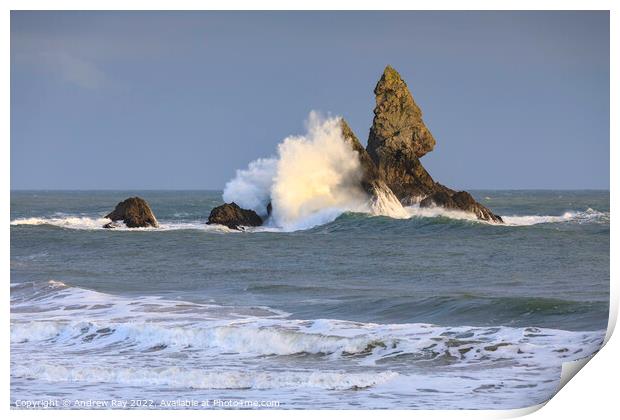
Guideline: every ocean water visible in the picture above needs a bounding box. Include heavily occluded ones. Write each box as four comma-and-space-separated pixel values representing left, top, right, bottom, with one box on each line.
10, 190, 609, 409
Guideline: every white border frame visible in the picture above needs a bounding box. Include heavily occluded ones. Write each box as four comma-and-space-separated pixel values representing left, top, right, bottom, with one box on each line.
2, 2, 616, 419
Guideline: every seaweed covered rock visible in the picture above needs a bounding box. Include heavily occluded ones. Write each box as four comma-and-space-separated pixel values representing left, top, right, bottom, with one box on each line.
207, 202, 263, 230
104, 197, 159, 228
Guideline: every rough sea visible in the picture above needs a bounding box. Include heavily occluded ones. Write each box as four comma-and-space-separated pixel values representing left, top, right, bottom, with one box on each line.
10, 190, 609, 409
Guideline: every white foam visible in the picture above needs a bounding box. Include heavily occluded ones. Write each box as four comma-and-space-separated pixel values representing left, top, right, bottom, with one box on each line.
369, 183, 410, 219
405, 205, 481, 222
404, 205, 609, 227
11, 310, 604, 367
502, 208, 609, 226
10, 280, 288, 326
264, 206, 355, 232
10, 282, 606, 407
10, 217, 235, 232
10, 207, 609, 233
223, 157, 277, 217
270, 113, 370, 227
11, 321, 64, 343
10, 216, 112, 230
11, 318, 385, 357
47, 279, 67, 288
11, 364, 398, 391
223, 112, 409, 231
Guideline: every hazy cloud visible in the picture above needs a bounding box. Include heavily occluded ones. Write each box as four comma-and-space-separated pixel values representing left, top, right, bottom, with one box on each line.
38, 51, 106, 89
12, 32, 108, 90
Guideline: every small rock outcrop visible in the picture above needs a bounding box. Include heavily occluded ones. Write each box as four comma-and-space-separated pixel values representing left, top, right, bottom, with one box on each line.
207, 202, 263, 230
365, 65, 502, 223
104, 197, 159, 228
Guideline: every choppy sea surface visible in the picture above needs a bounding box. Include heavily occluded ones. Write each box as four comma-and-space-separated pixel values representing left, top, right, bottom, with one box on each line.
10, 190, 609, 409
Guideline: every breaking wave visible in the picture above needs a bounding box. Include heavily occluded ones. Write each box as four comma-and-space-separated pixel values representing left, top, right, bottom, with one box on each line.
223, 112, 407, 231
10, 280, 606, 403
11, 281, 604, 367
11, 316, 604, 366
501, 208, 609, 226
11, 216, 112, 230
10, 207, 608, 232
9, 217, 234, 232
403, 206, 609, 227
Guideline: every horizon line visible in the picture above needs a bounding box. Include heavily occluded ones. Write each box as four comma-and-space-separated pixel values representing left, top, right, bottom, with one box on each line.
9, 188, 611, 192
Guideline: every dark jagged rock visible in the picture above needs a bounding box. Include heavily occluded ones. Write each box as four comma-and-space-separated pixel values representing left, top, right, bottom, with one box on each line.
451, 191, 503, 223
339, 118, 405, 212
420, 190, 503, 222
366, 65, 503, 223
105, 197, 159, 228
420, 191, 458, 210
368, 65, 435, 160
366, 65, 438, 201
340, 118, 382, 195
207, 202, 263, 230
365, 66, 441, 203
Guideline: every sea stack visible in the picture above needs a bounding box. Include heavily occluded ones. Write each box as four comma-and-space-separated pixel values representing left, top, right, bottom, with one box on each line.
366, 65, 503, 223
208, 65, 502, 227
104, 197, 159, 228
207, 202, 263, 230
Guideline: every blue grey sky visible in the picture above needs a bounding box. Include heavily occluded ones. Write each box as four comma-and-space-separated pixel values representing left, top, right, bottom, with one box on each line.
11, 11, 609, 190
